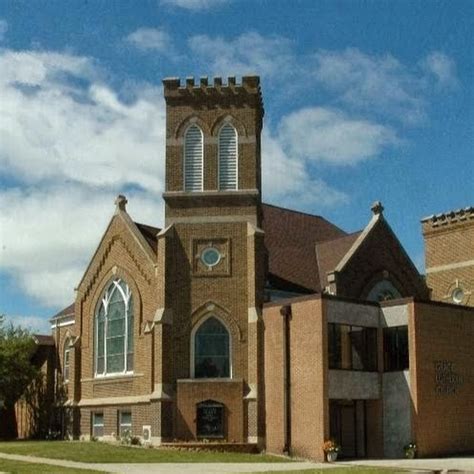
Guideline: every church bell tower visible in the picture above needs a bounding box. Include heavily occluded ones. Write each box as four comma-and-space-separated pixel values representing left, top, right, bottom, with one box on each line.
157, 76, 265, 444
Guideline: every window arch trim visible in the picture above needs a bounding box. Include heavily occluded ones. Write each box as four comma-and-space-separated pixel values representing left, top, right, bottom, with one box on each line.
190, 314, 232, 379
94, 278, 134, 378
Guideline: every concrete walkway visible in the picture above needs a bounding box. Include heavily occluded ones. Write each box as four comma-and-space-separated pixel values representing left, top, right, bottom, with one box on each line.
2, 451, 474, 473
344, 457, 474, 473
0, 452, 330, 473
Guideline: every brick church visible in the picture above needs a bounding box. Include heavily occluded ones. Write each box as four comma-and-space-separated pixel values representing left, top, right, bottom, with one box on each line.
17, 76, 474, 460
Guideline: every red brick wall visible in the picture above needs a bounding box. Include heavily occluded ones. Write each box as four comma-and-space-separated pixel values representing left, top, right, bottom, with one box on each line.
409, 301, 474, 456
263, 296, 328, 461
176, 380, 244, 442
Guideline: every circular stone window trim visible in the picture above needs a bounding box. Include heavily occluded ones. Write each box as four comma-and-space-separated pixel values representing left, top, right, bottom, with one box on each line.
452, 287, 464, 304
201, 247, 222, 268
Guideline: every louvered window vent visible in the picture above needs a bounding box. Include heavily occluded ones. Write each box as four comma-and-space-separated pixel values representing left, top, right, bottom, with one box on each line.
184, 125, 203, 192
219, 124, 238, 190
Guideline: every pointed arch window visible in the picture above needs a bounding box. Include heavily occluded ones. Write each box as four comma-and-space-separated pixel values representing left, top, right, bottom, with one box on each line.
184, 124, 203, 192
218, 124, 238, 190
95, 279, 134, 376
193, 317, 230, 378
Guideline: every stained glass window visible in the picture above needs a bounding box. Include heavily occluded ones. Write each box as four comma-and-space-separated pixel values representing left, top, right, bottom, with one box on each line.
95, 279, 133, 376
194, 317, 230, 378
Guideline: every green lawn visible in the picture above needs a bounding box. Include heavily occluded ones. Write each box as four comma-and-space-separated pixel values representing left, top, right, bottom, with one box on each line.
0, 441, 290, 463
0, 458, 104, 474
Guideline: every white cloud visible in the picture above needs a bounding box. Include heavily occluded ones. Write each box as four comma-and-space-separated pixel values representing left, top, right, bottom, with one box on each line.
0, 48, 167, 307
311, 48, 458, 124
0, 184, 163, 308
188, 31, 296, 79
278, 107, 397, 165
126, 27, 173, 53
0, 19, 8, 41
421, 51, 458, 88
0, 49, 166, 192
161, 0, 231, 10
4, 314, 51, 334
262, 129, 348, 208
312, 48, 426, 124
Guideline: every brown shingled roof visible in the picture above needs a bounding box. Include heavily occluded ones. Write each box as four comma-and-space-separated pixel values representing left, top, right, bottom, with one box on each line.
315, 231, 362, 289
262, 203, 348, 292
33, 334, 55, 346
51, 303, 75, 320
135, 222, 160, 253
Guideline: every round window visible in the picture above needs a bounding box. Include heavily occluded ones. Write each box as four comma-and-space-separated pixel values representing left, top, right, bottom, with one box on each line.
201, 247, 221, 268
452, 287, 464, 304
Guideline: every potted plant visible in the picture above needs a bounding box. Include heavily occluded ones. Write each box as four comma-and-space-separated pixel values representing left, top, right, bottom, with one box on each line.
404, 442, 417, 459
323, 439, 340, 462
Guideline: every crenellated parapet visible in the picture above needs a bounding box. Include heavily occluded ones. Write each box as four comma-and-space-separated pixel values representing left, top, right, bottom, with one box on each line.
162, 76, 264, 115
421, 206, 474, 234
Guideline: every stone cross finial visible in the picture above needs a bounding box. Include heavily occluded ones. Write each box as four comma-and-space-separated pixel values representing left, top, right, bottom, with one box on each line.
115, 194, 127, 213
371, 201, 384, 215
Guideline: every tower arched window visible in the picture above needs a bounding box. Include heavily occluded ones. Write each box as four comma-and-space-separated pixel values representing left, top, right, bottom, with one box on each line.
193, 316, 230, 378
218, 124, 238, 190
184, 124, 203, 192
95, 279, 134, 376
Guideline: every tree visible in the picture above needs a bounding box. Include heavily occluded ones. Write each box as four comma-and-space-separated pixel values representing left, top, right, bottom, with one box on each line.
0, 314, 41, 437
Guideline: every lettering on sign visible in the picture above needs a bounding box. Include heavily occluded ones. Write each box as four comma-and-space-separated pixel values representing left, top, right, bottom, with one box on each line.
434, 360, 464, 395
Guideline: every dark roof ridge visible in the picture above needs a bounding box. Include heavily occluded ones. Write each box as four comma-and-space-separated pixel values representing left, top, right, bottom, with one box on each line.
318, 229, 362, 244
134, 221, 161, 232
262, 202, 326, 220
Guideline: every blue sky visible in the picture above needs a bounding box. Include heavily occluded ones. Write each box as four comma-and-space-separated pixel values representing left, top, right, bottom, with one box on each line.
0, 0, 473, 332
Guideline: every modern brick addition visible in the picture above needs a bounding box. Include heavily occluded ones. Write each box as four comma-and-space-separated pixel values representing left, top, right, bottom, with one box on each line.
12, 76, 471, 462
409, 301, 474, 456
422, 207, 474, 306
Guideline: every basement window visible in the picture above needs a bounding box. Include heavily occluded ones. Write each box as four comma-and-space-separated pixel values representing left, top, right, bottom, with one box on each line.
92, 413, 104, 438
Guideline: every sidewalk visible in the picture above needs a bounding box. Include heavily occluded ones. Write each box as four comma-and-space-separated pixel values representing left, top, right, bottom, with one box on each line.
344, 457, 474, 472
0, 452, 331, 473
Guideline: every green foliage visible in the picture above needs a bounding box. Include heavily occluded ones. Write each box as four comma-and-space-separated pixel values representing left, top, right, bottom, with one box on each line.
0, 314, 40, 407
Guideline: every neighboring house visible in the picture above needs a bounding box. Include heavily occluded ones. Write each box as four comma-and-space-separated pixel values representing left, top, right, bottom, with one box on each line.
22, 76, 474, 460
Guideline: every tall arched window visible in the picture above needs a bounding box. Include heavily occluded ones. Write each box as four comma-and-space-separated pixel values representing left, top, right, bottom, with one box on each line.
95, 279, 134, 376
218, 124, 238, 190
63, 338, 73, 383
184, 124, 203, 192
193, 317, 230, 378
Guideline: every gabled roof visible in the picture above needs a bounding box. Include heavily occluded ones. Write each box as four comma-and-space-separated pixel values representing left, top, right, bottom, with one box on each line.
33, 334, 55, 346
51, 303, 75, 321
316, 231, 362, 289
135, 222, 161, 253
262, 203, 348, 292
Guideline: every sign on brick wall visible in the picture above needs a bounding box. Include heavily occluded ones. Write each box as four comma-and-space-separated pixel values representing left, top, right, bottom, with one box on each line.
434, 360, 464, 395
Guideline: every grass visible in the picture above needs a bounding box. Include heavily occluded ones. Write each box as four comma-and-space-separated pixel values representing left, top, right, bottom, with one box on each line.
0, 440, 290, 463
0, 458, 104, 474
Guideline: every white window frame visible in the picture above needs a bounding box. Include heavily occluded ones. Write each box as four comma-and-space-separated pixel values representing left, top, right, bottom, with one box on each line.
92, 412, 104, 438
183, 124, 204, 192
119, 411, 132, 437
63, 338, 72, 383
190, 314, 232, 379
94, 279, 134, 378
218, 123, 238, 191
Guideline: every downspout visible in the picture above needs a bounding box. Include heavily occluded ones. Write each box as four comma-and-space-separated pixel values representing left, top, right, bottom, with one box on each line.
280, 305, 292, 455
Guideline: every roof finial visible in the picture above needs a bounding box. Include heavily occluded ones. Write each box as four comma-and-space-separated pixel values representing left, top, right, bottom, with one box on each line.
115, 194, 127, 213
371, 201, 384, 216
